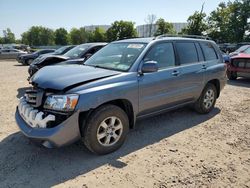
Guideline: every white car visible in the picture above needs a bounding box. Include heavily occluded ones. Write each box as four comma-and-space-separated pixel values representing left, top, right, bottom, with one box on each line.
0, 49, 27, 59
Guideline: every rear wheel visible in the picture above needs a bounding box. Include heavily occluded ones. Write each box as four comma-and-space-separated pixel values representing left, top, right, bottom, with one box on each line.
82, 104, 129, 155
194, 83, 217, 114
227, 71, 237, 80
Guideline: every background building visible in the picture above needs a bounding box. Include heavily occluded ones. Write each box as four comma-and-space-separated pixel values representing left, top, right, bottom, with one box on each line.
84, 25, 111, 32
136, 22, 188, 37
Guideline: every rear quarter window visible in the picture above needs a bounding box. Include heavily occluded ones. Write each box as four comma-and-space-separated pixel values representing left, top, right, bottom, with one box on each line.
200, 42, 218, 61
176, 42, 199, 65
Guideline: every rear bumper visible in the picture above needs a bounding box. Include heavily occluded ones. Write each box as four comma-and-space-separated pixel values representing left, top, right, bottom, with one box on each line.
15, 107, 81, 148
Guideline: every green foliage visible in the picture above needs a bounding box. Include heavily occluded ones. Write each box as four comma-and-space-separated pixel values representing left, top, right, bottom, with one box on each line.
21, 26, 54, 46
154, 18, 176, 36
208, 0, 250, 43
69, 27, 90, 44
92, 27, 106, 42
54, 28, 68, 45
1, 28, 16, 44
106, 21, 137, 42
181, 5, 207, 35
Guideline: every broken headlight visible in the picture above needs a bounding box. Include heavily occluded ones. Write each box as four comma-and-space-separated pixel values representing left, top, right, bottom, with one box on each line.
44, 94, 79, 112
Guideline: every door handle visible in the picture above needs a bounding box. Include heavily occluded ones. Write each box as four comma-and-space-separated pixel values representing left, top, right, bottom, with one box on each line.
172, 70, 180, 76
202, 64, 207, 70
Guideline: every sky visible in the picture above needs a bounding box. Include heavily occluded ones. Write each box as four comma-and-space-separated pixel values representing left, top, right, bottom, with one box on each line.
0, 0, 224, 39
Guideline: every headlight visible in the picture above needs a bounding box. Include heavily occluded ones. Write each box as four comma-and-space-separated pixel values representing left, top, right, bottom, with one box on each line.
44, 94, 79, 112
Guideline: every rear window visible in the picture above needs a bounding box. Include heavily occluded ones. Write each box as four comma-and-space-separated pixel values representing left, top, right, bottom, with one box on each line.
176, 42, 198, 65
200, 42, 218, 61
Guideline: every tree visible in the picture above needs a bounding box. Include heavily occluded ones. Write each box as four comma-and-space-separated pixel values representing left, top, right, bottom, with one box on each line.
54, 28, 68, 45
106, 20, 137, 41
21, 26, 55, 46
207, 0, 250, 43
181, 4, 207, 35
69, 27, 89, 44
154, 18, 176, 36
39, 27, 55, 45
2, 28, 16, 44
207, 2, 231, 43
145, 14, 157, 37
92, 27, 106, 42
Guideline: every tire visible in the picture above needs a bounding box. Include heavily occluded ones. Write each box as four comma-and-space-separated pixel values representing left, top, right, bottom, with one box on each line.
194, 83, 217, 114
227, 71, 237, 80
82, 104, 129, 155
27, 59, 33, 65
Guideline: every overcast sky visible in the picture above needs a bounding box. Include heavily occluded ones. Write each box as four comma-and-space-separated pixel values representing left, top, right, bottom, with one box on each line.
0, 0, 224, 39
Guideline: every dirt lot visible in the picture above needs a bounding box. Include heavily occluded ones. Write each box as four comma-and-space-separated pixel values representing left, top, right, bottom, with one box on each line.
0, 60, 249, 188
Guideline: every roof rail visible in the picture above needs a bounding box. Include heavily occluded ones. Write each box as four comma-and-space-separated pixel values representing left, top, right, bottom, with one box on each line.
153, 34, 212, 40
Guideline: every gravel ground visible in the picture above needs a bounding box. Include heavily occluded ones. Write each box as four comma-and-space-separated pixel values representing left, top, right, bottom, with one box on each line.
0, 60, 249, 188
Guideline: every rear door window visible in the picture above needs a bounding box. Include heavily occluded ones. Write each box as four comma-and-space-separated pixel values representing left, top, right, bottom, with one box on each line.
176, 42, 199, 65
200, 42, 218, 61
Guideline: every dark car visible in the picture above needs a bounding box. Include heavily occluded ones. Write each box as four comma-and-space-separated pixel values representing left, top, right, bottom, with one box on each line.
17, 49, 55, 65
32, 45, 75, 64
28, 43, 107, 78
226, 53, 250, 80
16, 36, 226, 154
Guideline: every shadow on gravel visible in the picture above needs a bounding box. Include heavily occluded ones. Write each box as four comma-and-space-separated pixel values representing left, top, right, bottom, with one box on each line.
13, 64, 27, 66
0, 107, 220, 187
16, 87, 32, 99
227, 78, 250, 88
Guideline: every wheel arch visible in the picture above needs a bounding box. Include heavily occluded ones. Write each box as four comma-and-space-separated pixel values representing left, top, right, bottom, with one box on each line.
78, 99, 135, 136
207, 79, 220, 98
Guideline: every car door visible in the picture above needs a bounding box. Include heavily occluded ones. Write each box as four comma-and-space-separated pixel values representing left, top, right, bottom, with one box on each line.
138, 42, 184, 116
174, 41, 206, 100
9, 49, 19, 58
0, 50, 10, 59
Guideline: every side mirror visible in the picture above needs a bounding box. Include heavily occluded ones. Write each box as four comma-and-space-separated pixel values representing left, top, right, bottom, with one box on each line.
141, 61, 158, 73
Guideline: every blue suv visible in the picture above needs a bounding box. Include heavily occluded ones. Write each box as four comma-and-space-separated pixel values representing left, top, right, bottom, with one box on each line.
16, 36, 227, 154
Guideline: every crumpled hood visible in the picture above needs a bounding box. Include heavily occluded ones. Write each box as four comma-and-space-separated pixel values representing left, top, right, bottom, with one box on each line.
32, 55, 69, 65
30, 65, 121, 91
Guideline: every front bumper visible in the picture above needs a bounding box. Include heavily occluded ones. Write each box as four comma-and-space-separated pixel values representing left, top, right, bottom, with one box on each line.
15, 102, 81, 148
28, 65, 39, 77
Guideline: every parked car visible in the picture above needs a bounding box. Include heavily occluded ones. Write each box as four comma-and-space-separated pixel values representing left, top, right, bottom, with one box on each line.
226, 53, 250, 80
17, 49, 55, 65
16, 36, 226, 154
32, 45, 75, 64
0, 49, 27, 59
28, 43, 107, 78
229, 45, 250, 57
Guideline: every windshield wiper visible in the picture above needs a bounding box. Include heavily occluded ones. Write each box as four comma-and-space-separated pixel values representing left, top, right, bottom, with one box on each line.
85, 64, 122, 72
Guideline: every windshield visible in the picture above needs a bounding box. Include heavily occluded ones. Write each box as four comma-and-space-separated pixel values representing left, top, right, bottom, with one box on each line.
236, 45, 249, 53
85, 43, 146, 71
244, 47, 250, 54
54, 46, 69, 55
64, 44, 90, 58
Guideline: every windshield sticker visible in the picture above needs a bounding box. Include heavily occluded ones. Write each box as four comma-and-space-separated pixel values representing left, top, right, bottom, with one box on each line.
127, 44, 144, 49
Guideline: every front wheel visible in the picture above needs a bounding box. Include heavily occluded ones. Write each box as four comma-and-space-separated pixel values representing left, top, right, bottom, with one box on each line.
194, 83, 217, 114
82, 105, 129, 155
27, 59, 34, 65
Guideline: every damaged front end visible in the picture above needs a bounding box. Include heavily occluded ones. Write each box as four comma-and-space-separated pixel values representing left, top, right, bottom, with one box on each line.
15, 87, 81, 148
